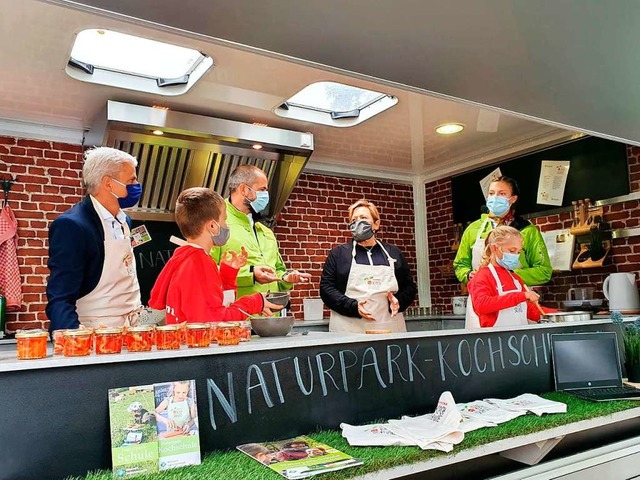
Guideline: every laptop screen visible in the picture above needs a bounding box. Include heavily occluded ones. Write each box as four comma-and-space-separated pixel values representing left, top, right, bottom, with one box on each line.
551, 332, 623, 390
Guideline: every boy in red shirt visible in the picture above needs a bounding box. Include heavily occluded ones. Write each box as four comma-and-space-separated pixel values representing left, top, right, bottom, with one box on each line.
149, 187, 282, 323
468, 225, 552, 328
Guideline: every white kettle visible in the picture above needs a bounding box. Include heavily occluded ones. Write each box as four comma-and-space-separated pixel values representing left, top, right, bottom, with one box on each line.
603, 273, 640, 311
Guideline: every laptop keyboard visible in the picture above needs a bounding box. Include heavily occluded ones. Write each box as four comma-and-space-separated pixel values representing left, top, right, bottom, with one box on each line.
573, 386, 640, 399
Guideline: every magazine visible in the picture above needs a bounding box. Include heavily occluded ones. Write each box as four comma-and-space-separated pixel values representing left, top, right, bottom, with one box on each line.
108, 380, 201, 478
237, 435, 363, 479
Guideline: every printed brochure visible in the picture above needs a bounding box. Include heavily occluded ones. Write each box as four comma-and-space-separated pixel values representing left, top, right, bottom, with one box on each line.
237, 435, 362, 479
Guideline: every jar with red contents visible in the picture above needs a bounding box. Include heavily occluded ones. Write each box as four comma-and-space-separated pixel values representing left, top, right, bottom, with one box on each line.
125, 325, 155, 352
62, 329, 93, 357
52, 329, 70, 355
155, 325, 181, 350
186, 323, 211, 348
16, 329, 49, 360
237, 320, 251, 342
216, 322, 240, 346
95, 327, 124, 354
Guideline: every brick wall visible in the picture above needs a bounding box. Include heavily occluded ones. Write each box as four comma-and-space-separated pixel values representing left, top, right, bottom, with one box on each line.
0, 135, 418, 330
275, 173, 418, 318
0, 136, 84, 331
427, 145, 640, 312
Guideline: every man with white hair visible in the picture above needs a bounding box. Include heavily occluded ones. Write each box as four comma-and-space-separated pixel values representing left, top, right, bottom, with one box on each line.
46, 146, 143, 331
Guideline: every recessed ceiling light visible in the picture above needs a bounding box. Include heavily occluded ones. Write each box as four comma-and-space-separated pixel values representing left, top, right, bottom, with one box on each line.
435, 123, 464, 135
152, 130, 164, 136
252, 144, 263, 150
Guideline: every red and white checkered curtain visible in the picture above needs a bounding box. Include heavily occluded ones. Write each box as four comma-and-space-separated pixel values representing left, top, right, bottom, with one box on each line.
0, 203, 22, 311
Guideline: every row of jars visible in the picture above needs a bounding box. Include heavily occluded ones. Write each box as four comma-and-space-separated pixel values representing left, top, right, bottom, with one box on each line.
16, 321, 252, 360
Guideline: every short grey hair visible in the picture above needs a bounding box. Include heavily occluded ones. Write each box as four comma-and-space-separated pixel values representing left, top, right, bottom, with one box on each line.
83, 147, 138, 194
227, 165, 265, 193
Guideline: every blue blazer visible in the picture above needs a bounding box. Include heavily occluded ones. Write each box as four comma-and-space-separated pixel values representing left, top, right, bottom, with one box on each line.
46, 196, 129, 331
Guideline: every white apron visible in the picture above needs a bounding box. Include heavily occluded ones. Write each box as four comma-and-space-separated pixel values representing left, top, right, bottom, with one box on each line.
330, 241, 406, 333
471, 217, 492, 271
466, 263, 528, 329
76, 221, 142, 328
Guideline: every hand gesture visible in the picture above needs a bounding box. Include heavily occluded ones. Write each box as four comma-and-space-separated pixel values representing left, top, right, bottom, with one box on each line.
524, 290, 540, 303
283, 270, 312, 284
254, 265, 279, 284
261, 296, 285, 316
358, 299, 376, 321
387, 292, 400, 317
221, 247, 248, 270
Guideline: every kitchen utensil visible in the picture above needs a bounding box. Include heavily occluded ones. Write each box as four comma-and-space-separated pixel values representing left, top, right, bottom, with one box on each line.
603, 273, 640, 311
451, 296, 468, 315
534, 302, 546, 317
562, 299, 603, 312
250, 315, 295, 337
566, 287, 595, 301
266, 292, 290, 306
540, 311, 592, 322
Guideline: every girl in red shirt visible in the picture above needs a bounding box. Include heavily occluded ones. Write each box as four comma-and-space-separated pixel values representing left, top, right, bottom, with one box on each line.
467, 225, 550, 328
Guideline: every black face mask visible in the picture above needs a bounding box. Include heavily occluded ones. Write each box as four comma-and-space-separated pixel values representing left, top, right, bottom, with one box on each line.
349, 219, 375, 242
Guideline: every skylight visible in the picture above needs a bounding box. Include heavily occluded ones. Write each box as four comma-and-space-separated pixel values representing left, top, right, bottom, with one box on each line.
66, 29, 213, 96
275, 81, 397, 127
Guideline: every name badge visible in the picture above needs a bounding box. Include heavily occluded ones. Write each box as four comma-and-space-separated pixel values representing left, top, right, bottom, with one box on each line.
131, 225, 152, 248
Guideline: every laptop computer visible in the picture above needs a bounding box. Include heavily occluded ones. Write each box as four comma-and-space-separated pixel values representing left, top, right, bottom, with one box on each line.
550, 332, 640, 402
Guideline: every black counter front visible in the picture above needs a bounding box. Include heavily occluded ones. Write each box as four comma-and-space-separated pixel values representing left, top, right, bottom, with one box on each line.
0, 320, 626, 480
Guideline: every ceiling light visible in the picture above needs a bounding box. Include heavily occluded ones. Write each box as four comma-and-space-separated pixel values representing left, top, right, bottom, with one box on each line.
152, 130, 164, 136
252, 144, 263, 150
435, 123, 464, 135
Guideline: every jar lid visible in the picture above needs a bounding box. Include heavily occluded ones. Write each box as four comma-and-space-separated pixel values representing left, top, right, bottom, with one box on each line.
128, 325, 154, 332
220, 322, 238, 328
16, 329, 49, 339
63, 328, 93, 337
156, 324, 180, 331
186, 323, 209, 330
95, 327, 123, 334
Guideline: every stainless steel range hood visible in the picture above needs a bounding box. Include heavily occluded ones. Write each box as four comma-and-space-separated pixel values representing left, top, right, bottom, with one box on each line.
86, 101, 314, 222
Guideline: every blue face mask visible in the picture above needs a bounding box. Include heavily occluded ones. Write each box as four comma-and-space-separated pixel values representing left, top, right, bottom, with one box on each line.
497, 249, 520, 271
111, 177, 143, 209
246, 186, 269, 213
486, 195, 511, 217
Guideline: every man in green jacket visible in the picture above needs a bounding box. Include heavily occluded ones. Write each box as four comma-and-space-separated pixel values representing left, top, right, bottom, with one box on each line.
210, 165, 311, 298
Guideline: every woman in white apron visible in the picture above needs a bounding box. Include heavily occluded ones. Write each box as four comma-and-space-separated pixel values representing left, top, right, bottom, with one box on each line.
320, 199, 417, 333
466, 225, 547, 328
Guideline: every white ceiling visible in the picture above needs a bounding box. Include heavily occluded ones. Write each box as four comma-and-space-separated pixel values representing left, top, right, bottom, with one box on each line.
0, 0, 583, 181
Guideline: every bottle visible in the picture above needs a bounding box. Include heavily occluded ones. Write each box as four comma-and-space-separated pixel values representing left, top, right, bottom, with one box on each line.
0, 294, 6, 339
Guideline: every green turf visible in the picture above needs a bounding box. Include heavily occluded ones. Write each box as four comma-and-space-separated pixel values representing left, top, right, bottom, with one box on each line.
67, 393, 639, 480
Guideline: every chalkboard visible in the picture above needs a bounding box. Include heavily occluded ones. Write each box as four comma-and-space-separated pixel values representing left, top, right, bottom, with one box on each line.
452, 137, 629, 224
131, 220, 180, 305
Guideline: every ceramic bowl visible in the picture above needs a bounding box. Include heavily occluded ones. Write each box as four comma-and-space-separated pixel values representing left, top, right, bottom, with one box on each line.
251, 316, 295, 337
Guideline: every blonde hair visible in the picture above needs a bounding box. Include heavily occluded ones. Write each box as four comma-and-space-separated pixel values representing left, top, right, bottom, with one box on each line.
480, 225, 521, 267
348, 199, 380, 223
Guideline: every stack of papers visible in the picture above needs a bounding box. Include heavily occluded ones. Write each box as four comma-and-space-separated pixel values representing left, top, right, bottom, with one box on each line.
485, 394, 567, 417
341, 392, 567, 450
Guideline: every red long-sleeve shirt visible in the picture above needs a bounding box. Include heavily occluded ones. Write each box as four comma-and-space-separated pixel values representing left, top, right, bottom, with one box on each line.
468, 264, 543, 328
149, 245, 264, 323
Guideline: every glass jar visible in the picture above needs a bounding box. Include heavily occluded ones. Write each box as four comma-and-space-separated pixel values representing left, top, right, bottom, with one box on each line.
16, 329, 49, 360
125, 325, 155, 352
217, 322, 240, 346
95, 327, 124, 354
238, 320, 251, 342
62, 329, 93, 357
186, 323, 211, 348
52, 329, 70, 355
209, 322, 218, 344
155, 325, 181, 350
179, 322, 188, 345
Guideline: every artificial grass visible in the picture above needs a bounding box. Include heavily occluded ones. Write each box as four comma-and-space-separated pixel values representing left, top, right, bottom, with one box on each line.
67, 393, 640, 480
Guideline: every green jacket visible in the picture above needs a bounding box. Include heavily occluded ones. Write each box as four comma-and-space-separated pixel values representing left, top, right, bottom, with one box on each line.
453, 214, 552, 286
210, 199, 293, 298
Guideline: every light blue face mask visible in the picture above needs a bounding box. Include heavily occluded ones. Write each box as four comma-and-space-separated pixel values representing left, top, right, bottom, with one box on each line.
245, 186, 269, 213
486, 195, 511, 217
497, 249, 520, 271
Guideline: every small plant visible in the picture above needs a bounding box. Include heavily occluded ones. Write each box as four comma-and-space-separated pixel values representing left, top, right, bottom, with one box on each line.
612, 312, 640, 370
